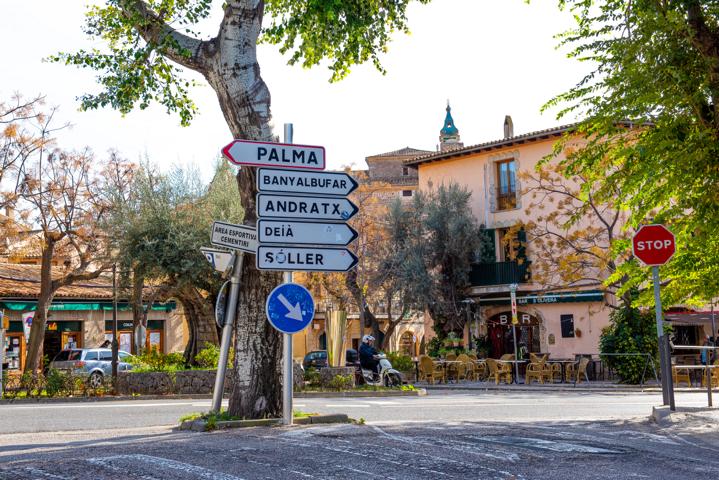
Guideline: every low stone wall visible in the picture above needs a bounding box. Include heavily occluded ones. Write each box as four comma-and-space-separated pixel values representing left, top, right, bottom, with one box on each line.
116, 370, 234, 395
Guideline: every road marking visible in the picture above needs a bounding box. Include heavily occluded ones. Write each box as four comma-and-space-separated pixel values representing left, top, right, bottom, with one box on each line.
6, 402, 195, 410
324, 404, 370, 408
87, 454, 245, 480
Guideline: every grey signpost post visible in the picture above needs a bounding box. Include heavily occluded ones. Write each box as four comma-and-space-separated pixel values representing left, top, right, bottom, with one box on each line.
633, 224, 676, 411
227, 125, 359, 425
207, 222, 257, 414
509, 283, 520, 382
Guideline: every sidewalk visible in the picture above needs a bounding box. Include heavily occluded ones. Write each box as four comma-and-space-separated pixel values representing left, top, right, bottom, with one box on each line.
420, 379, 717, 393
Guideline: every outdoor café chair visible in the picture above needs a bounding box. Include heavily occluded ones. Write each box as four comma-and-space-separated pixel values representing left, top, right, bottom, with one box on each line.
525, 357, 547, 385
700, 359, 719, 388
456, 354, 472, 381
420, 356, 445, 384
672, 365, 692, 387
546, 362, 562, 383
486, 358, 512, 385
500, 353, 515, 361
565, 357, 590, 384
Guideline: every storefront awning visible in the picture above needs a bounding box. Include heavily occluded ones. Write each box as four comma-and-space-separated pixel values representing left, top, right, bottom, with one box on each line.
0, 301, 176, 312
477, 290, 604, 306
665, 311, 719, 326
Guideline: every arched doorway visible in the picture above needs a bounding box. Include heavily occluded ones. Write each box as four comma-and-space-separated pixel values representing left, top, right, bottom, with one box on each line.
399, 331, 414, 356
318, 332, 327, 350
487, 311, 541, 358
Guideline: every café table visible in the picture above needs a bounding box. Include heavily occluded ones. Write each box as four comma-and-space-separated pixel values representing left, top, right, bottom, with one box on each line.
672, 364, 717, 387
548, 359, 578, 383
497, 359, 527, 384
433, 359, 463, 383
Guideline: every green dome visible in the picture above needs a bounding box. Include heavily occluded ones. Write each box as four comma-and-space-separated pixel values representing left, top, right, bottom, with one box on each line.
440, 104, 459, 136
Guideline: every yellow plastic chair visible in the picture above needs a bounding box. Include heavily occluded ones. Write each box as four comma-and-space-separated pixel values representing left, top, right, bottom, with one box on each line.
672, 366, 692, 387
700, 360, 719, 388
486, 358, 512, 385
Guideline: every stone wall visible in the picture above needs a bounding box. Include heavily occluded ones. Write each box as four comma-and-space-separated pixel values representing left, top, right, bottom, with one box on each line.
116, 370, 233, 395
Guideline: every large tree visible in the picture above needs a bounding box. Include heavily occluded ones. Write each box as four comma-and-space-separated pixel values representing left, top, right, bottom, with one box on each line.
54, 0, 430, 417
547, 1, 719, 307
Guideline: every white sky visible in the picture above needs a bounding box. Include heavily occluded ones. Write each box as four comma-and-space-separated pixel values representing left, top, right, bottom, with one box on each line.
1, 1, 585, 181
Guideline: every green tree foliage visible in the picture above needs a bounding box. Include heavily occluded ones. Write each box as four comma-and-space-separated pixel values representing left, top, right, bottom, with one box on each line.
50, 0, 431, 124
547, 1, 719, 307
389, 183, 483, 333
107, 159, 243, 361
599, 304, 658, 384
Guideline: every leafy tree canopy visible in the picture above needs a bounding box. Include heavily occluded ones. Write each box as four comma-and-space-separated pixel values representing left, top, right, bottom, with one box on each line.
50, 0, 431, 125
546, 0, 719, 307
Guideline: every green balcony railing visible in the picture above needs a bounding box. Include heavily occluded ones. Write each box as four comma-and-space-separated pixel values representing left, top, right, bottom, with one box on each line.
470, 261, 531, 287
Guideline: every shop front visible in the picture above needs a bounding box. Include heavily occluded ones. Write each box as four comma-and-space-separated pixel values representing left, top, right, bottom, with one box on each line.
104, 320, 165, 353
3, 321, 25, 372
487, 311, 541, 358
44, 320, 83, 361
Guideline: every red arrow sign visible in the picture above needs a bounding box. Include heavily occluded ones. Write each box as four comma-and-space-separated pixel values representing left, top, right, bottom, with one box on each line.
632, 224, 676, 266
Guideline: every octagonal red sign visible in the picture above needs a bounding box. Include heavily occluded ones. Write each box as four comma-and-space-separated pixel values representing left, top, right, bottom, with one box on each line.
632, 224, 676, 266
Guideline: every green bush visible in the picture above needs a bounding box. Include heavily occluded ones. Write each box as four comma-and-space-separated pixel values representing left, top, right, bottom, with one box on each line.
427, 337, 443, 357
386, 352, 414, 371
304, 367, 321, 387
600, 305, 658, 384
45, 369, 71, 397
194, 342, 233, 369
129, 348, 186, 372
328, 374, 353, 391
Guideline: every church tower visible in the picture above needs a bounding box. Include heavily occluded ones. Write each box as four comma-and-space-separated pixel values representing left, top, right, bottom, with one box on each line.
439, 101, 463, 152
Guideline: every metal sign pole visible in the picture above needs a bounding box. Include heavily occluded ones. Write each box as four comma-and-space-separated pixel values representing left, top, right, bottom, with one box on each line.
283, 122, 294, 426
653, 266, 674, 410
211, 252, 244, 413
510, 284, 520, 383
1, 328, 5, 399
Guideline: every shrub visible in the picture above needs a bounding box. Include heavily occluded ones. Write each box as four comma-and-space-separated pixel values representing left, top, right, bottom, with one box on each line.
328, 374, 353, 391
194, 342, 233, 369
129, 348, 186, 372
304, 367, 321, 387
45, 369, 71, 397
600, 305, 658, 384
386, 352, 413, 371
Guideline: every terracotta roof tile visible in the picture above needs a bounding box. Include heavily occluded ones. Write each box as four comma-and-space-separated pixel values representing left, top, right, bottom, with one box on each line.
367, 147, 434, 159
404, 124, 577, 167
0, 263, 113, 299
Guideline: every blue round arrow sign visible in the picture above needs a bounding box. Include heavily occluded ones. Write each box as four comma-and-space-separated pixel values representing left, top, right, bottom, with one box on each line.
265, 283, 315, 334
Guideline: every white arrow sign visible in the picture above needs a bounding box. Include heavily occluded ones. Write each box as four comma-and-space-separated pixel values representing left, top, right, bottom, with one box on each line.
256, 168, 358, 196
258, 219, 358, 246
200, 247, 235, 273
256, 246, 359, 272
222, 140, 325, 170
257, 193, 359, 221
277, 294, 303, 322
211, 221, 258, 253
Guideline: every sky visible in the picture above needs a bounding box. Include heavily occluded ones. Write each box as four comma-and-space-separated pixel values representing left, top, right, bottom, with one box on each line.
1, 1, 586, 181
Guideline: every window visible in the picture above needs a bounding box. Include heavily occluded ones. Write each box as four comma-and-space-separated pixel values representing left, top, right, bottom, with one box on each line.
497, 228, 516, 262
402, 167, 409, 176
496, 159, 517, 210
560, 314, 575, 338
84, 351, 99, 361
402, 190, 413, 197
99, 350, 113, 361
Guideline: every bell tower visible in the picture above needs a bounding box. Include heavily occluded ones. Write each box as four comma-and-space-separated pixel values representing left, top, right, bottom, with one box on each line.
439, 101, 463, 152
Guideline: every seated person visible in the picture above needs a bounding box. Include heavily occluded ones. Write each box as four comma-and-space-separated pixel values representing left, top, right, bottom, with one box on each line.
359, 335, 380, 374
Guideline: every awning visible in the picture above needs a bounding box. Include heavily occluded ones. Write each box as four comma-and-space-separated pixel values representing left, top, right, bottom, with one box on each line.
477, 290, 605, 306
665, 311, 719, 326
0, 301, 176, 312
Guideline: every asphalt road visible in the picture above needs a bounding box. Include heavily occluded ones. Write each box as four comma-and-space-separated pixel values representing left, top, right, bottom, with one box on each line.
0, 390, 716, 434
1, 418, 718, 479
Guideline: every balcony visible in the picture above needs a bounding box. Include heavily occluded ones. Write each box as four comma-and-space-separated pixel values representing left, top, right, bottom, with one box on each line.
470, 261, 531, 287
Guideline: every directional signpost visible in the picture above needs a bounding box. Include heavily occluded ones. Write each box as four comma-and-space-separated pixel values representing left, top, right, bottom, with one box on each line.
257, 168, 358, 196
258, 219, 358, 246
257, 193, 358, 221
222, 139, 325, 170
223, 126, 359, 425
633, 224, 676, 410
257, 245, 359, 272
201, 247, 235, 274
211, 221, 258, 253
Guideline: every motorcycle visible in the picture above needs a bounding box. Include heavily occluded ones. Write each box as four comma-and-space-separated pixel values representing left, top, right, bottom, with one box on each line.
359, 353, 403, 387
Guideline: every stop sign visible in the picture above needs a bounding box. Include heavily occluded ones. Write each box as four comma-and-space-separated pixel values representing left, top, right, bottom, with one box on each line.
632, 224, 675, 266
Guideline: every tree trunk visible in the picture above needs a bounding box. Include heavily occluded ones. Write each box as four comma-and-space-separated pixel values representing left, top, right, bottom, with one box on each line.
202, 2, 283, 418
177, 286, 219, 365
24, 238, 56, 373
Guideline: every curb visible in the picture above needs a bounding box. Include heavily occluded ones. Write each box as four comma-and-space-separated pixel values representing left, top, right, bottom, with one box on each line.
650, 405, 719, 426
0, 393, 216, 405
178, 414, 351, 432
421, 384, 696, 394
295, 389, 426, 398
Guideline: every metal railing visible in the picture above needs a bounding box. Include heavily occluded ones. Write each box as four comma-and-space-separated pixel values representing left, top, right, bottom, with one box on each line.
670, 342, 719, 407
470, 261, 531, 287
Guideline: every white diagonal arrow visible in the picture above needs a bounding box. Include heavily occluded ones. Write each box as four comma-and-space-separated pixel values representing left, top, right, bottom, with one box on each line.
278, 294, 304, 322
